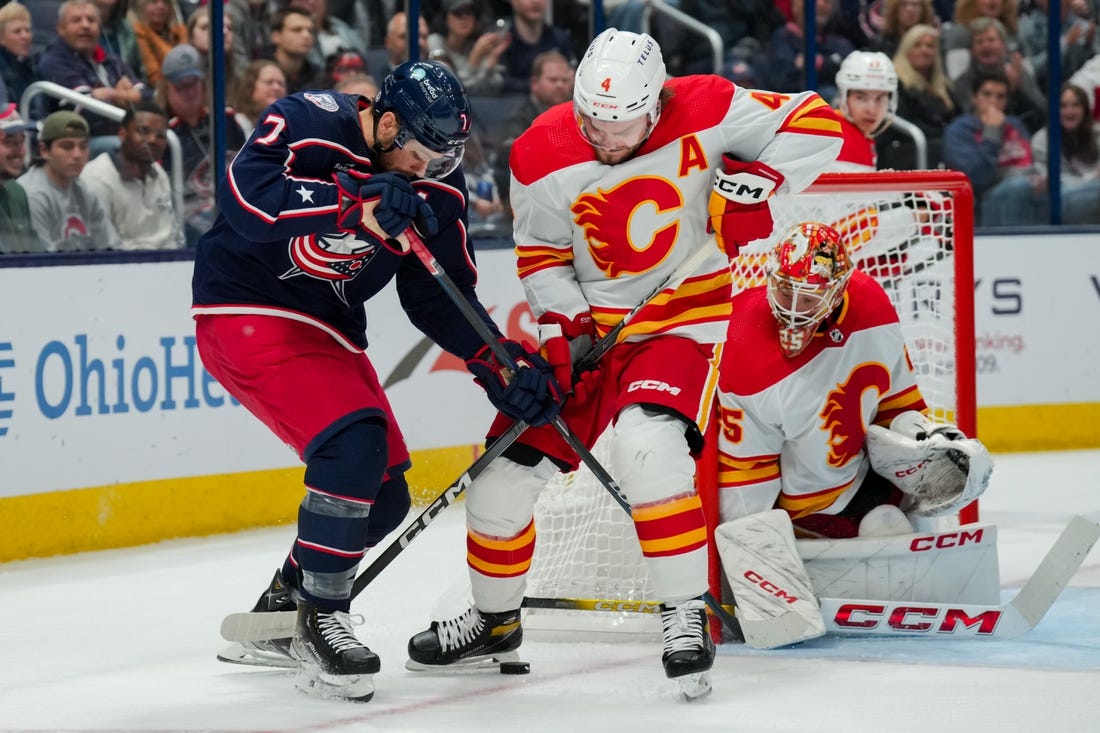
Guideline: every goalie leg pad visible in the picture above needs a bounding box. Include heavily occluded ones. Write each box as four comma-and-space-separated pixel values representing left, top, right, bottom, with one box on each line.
715, 509, 825, 649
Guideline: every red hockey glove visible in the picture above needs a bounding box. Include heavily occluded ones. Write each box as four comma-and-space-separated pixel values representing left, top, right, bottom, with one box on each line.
466, 339, 564, 426
334, 170, 438, 241
538, 312, 602, 402
707, 156, 785, 256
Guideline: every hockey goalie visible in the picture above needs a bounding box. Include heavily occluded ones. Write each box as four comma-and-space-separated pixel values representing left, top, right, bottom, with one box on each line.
714, 222, 994, 648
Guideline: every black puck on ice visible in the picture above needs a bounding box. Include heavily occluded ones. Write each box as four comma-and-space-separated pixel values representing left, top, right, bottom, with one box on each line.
499, 661, 530, 675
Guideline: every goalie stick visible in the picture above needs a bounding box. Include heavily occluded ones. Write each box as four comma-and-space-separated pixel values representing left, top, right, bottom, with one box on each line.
220, 228, 719, 644
521, 515, 1099, 641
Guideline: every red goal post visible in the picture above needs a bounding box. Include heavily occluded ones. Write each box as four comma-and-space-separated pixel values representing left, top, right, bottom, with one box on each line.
526, 171, 977, 634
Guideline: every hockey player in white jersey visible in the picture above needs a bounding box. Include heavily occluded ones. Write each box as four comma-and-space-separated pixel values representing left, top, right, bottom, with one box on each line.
713, 222, 993, 646
405, 29, 842, 697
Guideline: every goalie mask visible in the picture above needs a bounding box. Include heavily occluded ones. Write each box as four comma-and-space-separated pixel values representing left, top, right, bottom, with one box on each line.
766, 222, 852, 358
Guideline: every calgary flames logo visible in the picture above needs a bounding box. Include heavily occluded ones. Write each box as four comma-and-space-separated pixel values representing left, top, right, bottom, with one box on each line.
571, 177, 682, 278
820, 362, 891, 467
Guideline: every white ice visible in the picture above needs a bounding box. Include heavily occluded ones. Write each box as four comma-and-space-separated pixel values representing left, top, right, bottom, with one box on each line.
2, 450, 1099, 732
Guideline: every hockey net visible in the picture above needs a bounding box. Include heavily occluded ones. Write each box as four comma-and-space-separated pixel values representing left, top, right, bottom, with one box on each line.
524, 171, 977, 635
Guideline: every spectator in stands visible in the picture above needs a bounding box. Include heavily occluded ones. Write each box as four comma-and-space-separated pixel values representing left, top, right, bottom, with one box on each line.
428, 0, 509, 93
1017, 0, 1098, 87
18, 110, 121, 251
95, 0, 144, 82
81, 99, 183, 249
878, 23, 959, 168
493, 49, 573, 210
286, 0, 368, 69
132, 0, 188, 85
333, 70, 378, 98
0, 2, 39, 109
158, 44, 247, 246
261, 7, 321, 94
187, 4, 244, 92
383, 11, 430, 75
768, 0, 855, 102
1028, 83, 1100, 224
498, 0, 576, 93
226, 0, 272, 63
943, 70, 1038, 226
322, 48, 369, 86
38, 0, 152, 138
868, 0, 938, 58
1069, 52, 1100, 120
942, 0, 1020, 80
0, 104, 41, 253
671, 0, 783, 76
232, 58, 288, 128
952, 17, 1045, 133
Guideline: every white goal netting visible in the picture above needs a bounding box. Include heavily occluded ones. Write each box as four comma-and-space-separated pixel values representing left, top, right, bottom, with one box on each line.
525, 172, 976, 632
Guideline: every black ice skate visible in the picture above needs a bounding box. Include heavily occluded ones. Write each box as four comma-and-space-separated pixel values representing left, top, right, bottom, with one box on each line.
660, 599, 715, 700
291, 601, 380, 702
406, 606, 523, 672
217, 569, 298, 669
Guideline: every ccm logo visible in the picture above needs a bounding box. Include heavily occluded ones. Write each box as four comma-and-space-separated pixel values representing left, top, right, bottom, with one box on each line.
834, 603, 1001, 635
594, 600, 662, 613
626, 379, 681, 395
893, 459, 930, 477
910, 528, 984, 552
744, 570, 799, 605
715, 178, 766, 201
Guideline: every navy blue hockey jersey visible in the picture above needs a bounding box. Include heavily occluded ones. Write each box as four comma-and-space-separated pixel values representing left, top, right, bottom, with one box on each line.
191, 90, 498, 357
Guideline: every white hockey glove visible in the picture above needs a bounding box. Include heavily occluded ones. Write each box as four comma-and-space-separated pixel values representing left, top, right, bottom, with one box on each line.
865, 411, 993, 517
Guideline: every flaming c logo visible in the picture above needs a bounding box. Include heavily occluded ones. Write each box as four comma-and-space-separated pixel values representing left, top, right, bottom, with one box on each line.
571, 177, 682, 278
820, 362, 891, 467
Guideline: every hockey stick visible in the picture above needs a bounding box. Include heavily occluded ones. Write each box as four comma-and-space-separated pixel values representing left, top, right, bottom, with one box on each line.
220, 230, 718, 644
400, 229, 744, 642
526, 515, 1100, 641
818, 515, 1100, 639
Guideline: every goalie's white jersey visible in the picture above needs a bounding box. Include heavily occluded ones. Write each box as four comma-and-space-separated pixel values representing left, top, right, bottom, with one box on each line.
716, 270, 928, 523
508, 75, 843, 346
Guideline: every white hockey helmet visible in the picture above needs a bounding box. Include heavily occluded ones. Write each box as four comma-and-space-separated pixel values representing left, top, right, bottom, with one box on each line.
574, 28, 665, 132
766, 222, 853, 358
836, 50, 898, 131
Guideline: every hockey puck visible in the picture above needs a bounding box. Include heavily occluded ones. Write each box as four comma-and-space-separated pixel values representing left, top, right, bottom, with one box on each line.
499, 661, 530, 675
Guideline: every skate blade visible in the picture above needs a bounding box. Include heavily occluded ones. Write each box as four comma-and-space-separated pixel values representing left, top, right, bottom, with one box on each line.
677, 672, 713, 701
404, 649, 520, 674
216, 643, 297, 669
294, 665, 375, 703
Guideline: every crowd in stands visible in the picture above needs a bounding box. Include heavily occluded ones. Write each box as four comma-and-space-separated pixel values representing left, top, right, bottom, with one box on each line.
1, 0, 1099, 253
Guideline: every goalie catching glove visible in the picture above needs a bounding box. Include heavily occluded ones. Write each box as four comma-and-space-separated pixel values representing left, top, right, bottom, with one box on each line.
466, 339, 564, 426
707, 156, 784, 256
334, 170, 438, 246
537, 312, 602, 403
865, 411, 993, 516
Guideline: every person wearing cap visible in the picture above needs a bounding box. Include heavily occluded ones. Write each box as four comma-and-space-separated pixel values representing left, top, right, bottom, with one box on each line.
37, 0, 151, 138
156, 43, 248, 247
0, 104, 41, 253
192, 61, 562, 701
80, 99, 183, 250
17, 110, 121, 251
427, 0, 508, 93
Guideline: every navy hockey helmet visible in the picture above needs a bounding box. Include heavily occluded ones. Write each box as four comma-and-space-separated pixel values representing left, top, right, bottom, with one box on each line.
374, 60, 471, 178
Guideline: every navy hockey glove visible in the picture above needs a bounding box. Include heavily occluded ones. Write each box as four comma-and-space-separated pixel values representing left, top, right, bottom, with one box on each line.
707, 156, 784, 256
334, 170, 438, 240
466, 339, 564, 426
538, 311, 602, 403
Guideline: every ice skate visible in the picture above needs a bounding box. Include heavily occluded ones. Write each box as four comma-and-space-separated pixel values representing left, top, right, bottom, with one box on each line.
291, 601, 380, 702
217, 569, 298, 669
406, 606, 523, 672
660, 599, 715, 701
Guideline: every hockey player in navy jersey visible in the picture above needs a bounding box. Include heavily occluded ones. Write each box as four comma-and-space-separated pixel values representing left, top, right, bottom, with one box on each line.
192, 61, 563, 702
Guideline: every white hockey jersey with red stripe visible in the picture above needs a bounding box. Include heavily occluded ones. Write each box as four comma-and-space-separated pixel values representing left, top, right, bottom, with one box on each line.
716, 270, 928, 522
508, 75, 843, 346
